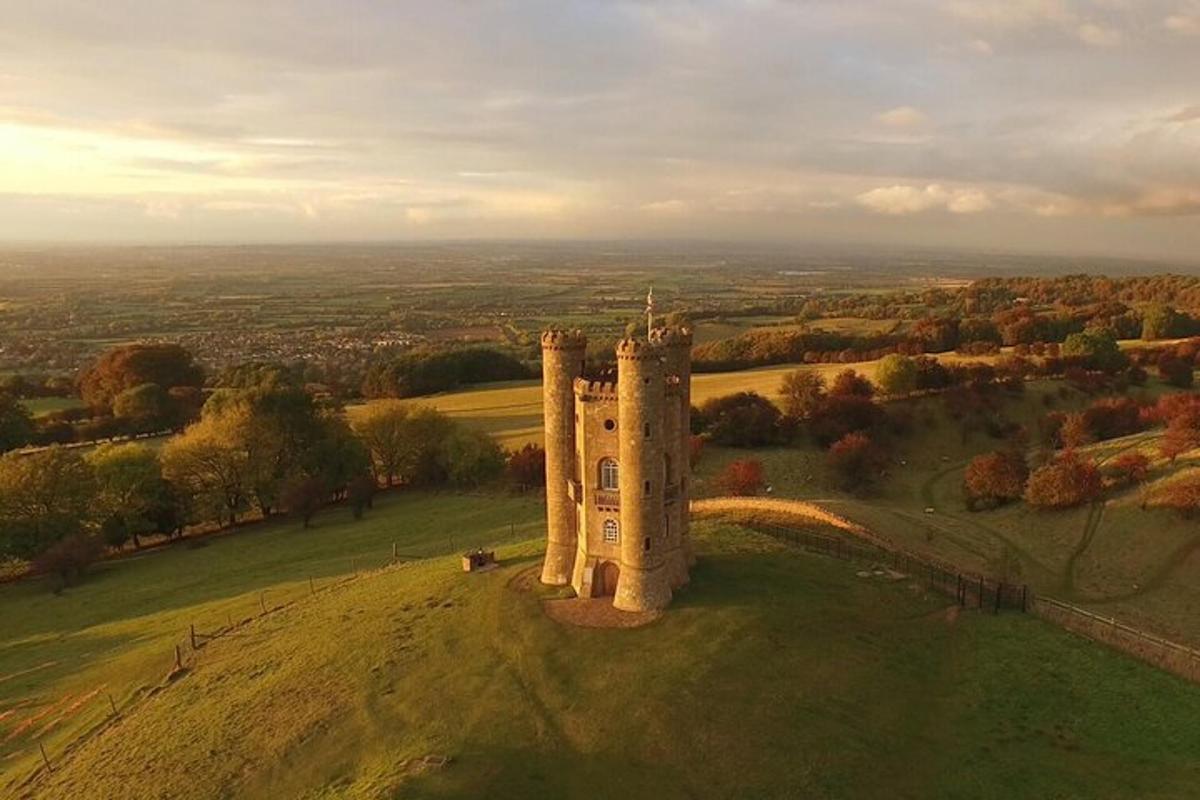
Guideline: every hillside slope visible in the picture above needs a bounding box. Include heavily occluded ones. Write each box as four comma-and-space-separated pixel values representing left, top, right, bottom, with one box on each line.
14, 523, 1200, 800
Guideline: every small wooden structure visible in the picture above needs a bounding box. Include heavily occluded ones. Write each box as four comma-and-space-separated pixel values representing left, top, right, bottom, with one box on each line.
462, 549, 497, 573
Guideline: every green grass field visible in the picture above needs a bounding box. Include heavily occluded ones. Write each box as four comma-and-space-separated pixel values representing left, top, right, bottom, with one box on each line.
4, 507, 1200, 799
0, 490, 543, 788
18, 397, 84, 418
690, 380, 1200, 647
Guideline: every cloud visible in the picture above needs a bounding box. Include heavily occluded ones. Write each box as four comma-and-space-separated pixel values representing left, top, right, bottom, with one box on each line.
1165, 105, 1200, 123
875, 106, 930, 129
856, 184, 992, 215
1164, 5, 1200, 35
1076, 22, 1122, 47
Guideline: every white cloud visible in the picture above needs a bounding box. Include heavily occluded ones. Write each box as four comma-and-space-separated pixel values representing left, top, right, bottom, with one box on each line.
1077, 22, 1122, 47
857, 184, 992, 215
875, 106, 930, 128
1164, 9, 1200, 35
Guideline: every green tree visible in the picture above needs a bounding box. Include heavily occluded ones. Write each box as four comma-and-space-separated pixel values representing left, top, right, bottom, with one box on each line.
1062, 329, 1127, 373
778, 370, 825, 420
0, 447, 95, 560
112, 382, 171, 433
0, 392, 35, 453
161, 417, 250, 526
438, 428, 505, 487
873, 354, 918, 397
1141, 304, 1180, 341
352, 401, 412, 485
87, 443, 164, 548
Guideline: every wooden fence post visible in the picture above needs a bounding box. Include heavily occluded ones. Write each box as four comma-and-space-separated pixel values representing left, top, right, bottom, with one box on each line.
190, 624, 197, 651
108, 692, 118, 715
309, 576, 316, 595
174, 644, 182, 671
39, 741, 52, 771
259, 592, 267, 615
392, 542, 398, 562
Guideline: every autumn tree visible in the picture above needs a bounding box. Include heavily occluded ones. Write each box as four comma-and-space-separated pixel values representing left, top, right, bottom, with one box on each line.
829, 369, 874, 399
964, 450, 1028, 510
716, 458, 766, 496
1159, 475, 1200, 519
1024, 451, 1102, 509
696, 392, 787, 447
506, 444, 546, 492
808, 395, 885, 447
1103, 452, 1151, 488
778, 370, 826, 419
78, 343, 204, 411
1158, 404, 1200, 464
826, 432, 887, 493
1157, 353, 1194, 388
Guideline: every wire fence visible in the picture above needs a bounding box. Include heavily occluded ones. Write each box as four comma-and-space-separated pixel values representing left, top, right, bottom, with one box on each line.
5, 543, 426, 787
748, 517, 1200, 685
1031, 596, 1200, 684
747, 520, 1029, 612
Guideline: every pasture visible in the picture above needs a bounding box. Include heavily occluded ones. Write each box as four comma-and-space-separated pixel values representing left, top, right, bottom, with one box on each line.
4, 512, 1199, 799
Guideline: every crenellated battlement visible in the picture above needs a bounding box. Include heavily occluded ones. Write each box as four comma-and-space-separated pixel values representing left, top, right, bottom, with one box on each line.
574, 377, 618, 400
615, 337, 663, 361
540, 329, 588, 351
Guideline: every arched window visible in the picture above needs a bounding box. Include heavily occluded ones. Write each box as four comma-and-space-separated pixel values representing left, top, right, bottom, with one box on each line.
600, 458, 619, 491
603, 519, 619, 543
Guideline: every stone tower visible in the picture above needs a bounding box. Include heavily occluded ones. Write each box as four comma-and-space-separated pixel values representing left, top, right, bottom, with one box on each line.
539, 330, 587, 585
540, 325, 692, 613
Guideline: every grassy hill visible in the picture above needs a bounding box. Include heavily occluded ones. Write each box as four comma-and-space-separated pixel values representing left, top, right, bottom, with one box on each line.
5, 516, 1200, 799
691, 380, 1200, 647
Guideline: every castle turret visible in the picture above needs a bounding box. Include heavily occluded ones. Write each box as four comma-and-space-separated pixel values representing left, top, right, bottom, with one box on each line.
651, 325, 694, 584
540, 330, 587, 585
613, 338, 672, 612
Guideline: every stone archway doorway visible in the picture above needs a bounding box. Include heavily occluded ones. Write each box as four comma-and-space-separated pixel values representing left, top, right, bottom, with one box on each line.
594, 561, 620, 597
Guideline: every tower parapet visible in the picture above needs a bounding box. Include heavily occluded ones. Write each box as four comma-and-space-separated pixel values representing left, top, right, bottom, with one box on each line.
540, 329, 587, 586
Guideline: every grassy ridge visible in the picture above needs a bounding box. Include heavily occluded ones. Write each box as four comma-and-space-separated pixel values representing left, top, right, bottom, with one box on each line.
0, 491, 543, 782
10, 521, 1200, 799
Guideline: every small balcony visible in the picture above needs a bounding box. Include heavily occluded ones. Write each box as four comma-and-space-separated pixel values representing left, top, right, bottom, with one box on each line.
594, 490, 620, 509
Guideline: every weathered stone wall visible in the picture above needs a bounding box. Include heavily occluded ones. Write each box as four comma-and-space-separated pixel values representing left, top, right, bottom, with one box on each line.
540, 330, 586, 586
570, 381, 621, 598
613, 338, 672, 612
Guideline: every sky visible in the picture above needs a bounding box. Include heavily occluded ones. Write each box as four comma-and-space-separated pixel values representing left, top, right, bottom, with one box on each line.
1, 0, 1199, 259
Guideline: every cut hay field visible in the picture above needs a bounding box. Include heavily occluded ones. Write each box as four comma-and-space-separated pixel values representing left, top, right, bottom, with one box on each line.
4, 511, 1199, 799
346, 357, 914, 450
